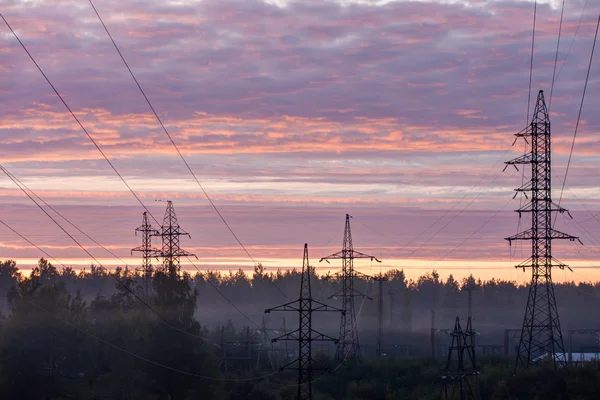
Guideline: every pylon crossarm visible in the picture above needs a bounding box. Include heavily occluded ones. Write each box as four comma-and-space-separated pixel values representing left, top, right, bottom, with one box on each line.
310, 329, 339, 342
329, 289, 371, 300
271, 329, 300, 343
513, 125, 531, 138
550, 229, 580, 242
310, 299, 344, 313
319, 250, 381, 262
505, 153, 533, 165
513, 258, 571, 270
353, 270, 372, 278
506, 228, 579, 243
319, 251, 344, 262
350, 288, 373, 300
265, 300, 301, 313
131, 245, 160, 253
349, 250, 381, 261
550, 201, 570, 214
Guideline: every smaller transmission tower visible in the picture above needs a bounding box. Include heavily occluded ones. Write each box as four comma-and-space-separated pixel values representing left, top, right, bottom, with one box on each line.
153, 201, 197, 279
320, 214, 381, 361
131, 212, 160, 296
441, 317, 480, 400
266, 244, 343, 400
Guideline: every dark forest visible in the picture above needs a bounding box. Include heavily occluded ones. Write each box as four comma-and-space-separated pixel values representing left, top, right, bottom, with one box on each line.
1, 258, 600, 399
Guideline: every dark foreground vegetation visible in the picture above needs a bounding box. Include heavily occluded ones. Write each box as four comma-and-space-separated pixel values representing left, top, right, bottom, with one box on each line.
1, 258, 600, 399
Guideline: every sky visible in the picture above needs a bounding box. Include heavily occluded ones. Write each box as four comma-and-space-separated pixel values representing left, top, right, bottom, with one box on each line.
1, 0, 600, 283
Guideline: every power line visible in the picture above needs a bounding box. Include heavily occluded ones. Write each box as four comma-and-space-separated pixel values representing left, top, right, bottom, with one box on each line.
555, 14, 599, 215
2, 165, 267, 330
549, 0, 567, 111
555, 0, 591, 83
0, 219, 69, 269
87, 0, 258, 267
0, 164, 222, 345
185, 256, 261, 330
1, 168, 132, 267
353, 145, 513, 260
526, 0, 538, 124
1, 10, 289, 333
0, 13, 159, 227
0, 281, 277, 382
425, 198, 513, 271
0, 194, 263, 353
400, 171, 506, 261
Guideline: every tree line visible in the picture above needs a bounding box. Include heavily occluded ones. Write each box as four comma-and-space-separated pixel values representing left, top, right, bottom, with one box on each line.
1, 258, 600, 399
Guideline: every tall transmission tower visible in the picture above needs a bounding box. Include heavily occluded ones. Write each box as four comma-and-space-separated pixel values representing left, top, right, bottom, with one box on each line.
319, 214, 381, 361
505, 90, 580, 370
441, 317, 479, 400
265, 243, 342, 400
154, 201, 197, 279
131, 212, 160, 296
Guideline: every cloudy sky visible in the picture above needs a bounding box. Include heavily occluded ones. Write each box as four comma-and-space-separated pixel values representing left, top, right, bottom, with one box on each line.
1, 0, 599, 282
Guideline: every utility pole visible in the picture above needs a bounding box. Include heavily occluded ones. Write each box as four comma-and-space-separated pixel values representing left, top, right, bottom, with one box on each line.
266, 244, 343, 400
373, 276, 387, 357
431, 284, 437, 358
153, 201, 197, 279
503, 329, 521, 357
131, 212, 160, 296
388, 288, 395, 329
505, 90, 581, 371
462, 280, 477, 320
441, 317, 480, 400
319, 214, 381, 361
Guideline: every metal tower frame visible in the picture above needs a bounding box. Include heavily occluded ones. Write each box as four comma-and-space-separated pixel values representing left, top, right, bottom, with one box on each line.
219, 325, 254, 374
131, 211, 160, 296
319, 214, 381, 361
153, 201, 197, 279
505, 90, 580, 370
265, 244, 343, 400
441, 317, 480, 400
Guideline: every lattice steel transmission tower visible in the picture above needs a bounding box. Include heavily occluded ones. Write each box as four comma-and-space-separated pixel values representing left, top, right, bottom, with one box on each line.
131, 212, 160, 296
319, 214, 381, 361
441, 317, 479, 400
505, 90, 580, 370
265, 244, 342, 400
154, 201, 197, 279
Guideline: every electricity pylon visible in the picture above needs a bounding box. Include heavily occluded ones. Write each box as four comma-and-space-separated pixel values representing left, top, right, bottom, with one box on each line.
441, 317, 479, 400
505, 90, 580, 371
154, 201, 197, 279
131, 211, 160, 296
320, 214, 381, 361
265, 244, 343, 400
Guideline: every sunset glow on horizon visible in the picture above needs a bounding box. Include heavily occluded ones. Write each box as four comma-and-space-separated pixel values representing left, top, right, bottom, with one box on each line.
2, 0, 600, 284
